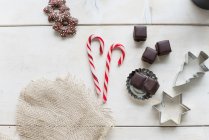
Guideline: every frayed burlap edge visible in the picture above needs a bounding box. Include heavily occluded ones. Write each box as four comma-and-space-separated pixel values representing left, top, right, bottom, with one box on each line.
16, 75, 115, 140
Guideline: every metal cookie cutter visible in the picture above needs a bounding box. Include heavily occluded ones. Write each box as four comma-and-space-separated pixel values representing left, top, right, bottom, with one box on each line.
174, 51, 209, 87
153, 92, 190, 125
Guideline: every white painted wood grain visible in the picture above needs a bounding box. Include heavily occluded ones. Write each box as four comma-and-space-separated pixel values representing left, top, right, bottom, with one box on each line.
0, 0, 146, 25
0, 126, 209, 140
150, 0, 209, 24
0, 26, 209, 126
0, 0, 208, 25
0, 126, 19, 140
107, 127, 209, 140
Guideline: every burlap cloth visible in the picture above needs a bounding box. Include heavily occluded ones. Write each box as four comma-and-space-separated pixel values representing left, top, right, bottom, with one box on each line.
15, 76, 114, 140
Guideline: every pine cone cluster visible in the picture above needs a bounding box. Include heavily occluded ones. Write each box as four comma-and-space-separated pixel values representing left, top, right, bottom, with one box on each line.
44, 0, 78, 37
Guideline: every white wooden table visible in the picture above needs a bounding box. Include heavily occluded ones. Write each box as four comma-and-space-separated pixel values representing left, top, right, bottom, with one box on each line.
0, 0, 209, 139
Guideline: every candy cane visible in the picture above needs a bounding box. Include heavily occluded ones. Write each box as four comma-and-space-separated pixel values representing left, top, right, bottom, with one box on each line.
86, 34, 105, 95
103, 44, 126, 103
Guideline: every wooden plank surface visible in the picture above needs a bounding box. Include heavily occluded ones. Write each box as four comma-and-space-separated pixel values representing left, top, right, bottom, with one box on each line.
0, 126, 209, 140
1, 0, 209, 139
0, 25, 209, 126
0, 0, 209, 25
150, 0, 209, 24
0, 0, 147, 25
107, 127, 209, 140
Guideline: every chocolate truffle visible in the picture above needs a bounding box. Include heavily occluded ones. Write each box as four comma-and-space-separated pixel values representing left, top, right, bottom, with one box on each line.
143, 77, 159, 95
142, 47, 157, 64
133, 26, 147, 42
155, 40, 172, 56
130, 72, 147, 89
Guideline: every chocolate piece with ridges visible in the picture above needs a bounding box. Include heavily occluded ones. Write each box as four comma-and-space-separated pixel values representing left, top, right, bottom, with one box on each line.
133, 26, 147, 42
144, 77, 160, 95
142, 47, 157, 64
155, 40, 172, 56
130, 72, 147, 89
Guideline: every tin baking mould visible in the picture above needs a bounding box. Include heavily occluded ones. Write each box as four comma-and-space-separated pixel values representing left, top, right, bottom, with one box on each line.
126, 68, 160, 100
153, 92, 190, 125
174, 51, 209, 87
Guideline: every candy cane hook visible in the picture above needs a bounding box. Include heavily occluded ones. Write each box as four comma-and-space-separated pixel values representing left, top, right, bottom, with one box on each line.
86, 34, 105, 95
103, 44, 126, 103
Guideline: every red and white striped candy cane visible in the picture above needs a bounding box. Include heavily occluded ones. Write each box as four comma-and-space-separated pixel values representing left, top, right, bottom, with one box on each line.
86, 34, 105, 95
103, 43, 126, 103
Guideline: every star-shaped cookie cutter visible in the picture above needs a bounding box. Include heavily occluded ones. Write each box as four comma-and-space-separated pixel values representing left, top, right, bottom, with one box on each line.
153, 92, 190, 125
174, 51, 209, 87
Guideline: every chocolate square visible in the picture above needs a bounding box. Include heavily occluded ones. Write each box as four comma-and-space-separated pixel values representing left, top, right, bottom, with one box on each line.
143, 78, 159, 95
130, 72, 147, 89
155, 40, 172, 56
133, 26, 147, 42
142, 47, 157, 64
